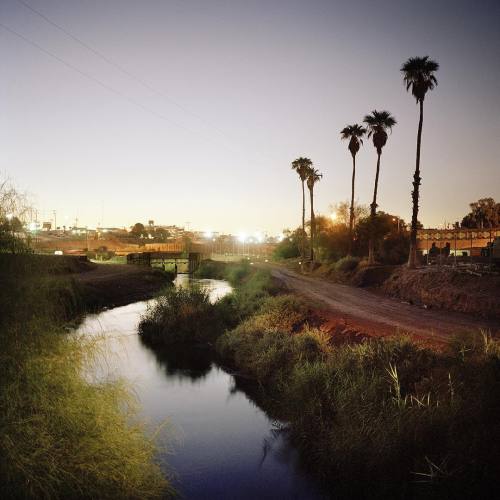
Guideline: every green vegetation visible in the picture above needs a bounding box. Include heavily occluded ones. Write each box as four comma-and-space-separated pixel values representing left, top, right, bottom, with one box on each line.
218, 296, 500, 495
139, 285, 225, 345
140, 262, 500, 495
0, 255, 172, 498
334, 255, 360, 273
139, 261, 278, 346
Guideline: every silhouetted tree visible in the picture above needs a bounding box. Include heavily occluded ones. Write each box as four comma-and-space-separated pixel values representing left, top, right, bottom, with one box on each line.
340, 124, 366, 255
306, 167, 322, 262
401, 56, 439, 268
291, 157, 313, 268
461, 198, 500, 228
363, 110, 397, 264
131, 222, 146, 237
330, 201, 369, 228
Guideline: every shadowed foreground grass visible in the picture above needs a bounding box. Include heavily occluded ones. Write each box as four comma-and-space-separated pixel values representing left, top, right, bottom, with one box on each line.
0, 255, 172, 499
141, 260, 500, 497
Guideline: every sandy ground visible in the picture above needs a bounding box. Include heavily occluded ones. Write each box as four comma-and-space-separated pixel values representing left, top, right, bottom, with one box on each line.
269, 265, 500, 343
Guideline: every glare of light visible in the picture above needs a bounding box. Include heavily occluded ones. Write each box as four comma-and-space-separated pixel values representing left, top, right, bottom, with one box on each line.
204, 230, 213, 239
6, 213, 13, 220
277, 233, 284, 242
238, 232, 246, 243
28, 222, 38, 231
330, 212, 337, 221
255, 232, 263, 243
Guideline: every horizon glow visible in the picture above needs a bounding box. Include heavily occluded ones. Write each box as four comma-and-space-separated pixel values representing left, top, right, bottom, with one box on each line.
1, 0, 499, 233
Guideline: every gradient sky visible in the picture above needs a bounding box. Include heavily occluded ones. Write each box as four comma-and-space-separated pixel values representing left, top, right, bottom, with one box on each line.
1, 0, 499, 234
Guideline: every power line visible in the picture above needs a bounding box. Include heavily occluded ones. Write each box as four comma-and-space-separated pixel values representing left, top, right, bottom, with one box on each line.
0, 21, 234, 147
14, 0, 269, 160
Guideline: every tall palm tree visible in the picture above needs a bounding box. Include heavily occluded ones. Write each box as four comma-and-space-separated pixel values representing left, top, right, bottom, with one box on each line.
291, 157, 313, 267
340, 124, 367, 255
306, 167, 322, 262
363, 110, 397, 264
401, 56, 439, 268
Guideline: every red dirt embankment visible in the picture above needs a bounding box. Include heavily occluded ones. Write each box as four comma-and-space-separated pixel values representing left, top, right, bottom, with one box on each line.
382, 267, 500, 320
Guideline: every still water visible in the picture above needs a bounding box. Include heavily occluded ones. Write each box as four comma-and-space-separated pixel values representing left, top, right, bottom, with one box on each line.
76, 276, 326, 499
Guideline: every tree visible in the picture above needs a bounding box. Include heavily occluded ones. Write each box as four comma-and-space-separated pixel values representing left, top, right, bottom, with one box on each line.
461, 198, 500, 228
306, 167, 322, 262
291, 157, 313, 269
131, 222, 146, 237
401, 56, 439, 268
340, 124, 366, 254
273, 229, 301, 259
330, 201, 369, 228
363, 110, 397, 264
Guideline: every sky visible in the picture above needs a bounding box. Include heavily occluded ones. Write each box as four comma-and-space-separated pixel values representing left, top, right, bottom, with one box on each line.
1, 0, 499, 234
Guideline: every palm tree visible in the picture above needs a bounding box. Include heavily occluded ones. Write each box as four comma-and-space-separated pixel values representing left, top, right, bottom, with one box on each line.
363, 110, 397, 264
340, 124, 366, 255
401, 56, 439, 268
306, 167, 322, 262
291, 157, 313, 268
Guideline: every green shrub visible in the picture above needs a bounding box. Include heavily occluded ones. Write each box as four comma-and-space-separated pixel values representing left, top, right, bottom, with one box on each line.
193, 259, 227, 279
139, 285, 225, 345
334, 255, 360, 273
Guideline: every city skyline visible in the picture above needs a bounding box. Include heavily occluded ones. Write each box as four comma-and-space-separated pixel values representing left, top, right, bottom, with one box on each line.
1, 0, 499, 234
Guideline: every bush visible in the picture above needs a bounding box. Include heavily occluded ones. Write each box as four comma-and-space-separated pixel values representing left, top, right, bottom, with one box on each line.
194, 259, 227, 279
139, 285, 224, 345
334, 255, 360, 273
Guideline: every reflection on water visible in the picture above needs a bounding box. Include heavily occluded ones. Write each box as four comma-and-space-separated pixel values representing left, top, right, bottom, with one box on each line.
76, 276, 326, 499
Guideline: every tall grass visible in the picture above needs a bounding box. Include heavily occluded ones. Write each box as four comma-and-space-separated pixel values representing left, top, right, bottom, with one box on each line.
139, 261, 278, 346
0, 255, 172, 498
216, 294, 500, 494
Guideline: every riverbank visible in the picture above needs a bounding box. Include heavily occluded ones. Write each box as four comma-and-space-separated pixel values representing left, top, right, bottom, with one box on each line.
139, 260, 500, 498
0, 254, 173, 498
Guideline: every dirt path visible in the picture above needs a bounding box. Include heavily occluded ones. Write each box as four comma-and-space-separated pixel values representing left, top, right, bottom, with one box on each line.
270, 266, 500, 342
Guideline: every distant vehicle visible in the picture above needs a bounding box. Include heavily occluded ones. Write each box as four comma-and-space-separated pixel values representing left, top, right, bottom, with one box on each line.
54, 250, 63, 256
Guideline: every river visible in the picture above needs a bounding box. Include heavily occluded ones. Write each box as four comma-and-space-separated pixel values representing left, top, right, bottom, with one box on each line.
76, 275, 326, 499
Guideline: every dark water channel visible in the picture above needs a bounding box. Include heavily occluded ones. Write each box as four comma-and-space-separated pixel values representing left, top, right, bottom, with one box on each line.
76, 275, 327, 499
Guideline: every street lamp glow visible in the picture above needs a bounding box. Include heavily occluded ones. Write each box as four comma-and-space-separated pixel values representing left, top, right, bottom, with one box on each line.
238, 232, 246, 243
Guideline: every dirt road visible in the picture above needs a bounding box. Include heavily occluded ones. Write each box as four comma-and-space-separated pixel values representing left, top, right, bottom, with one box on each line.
270, 266, 499, 342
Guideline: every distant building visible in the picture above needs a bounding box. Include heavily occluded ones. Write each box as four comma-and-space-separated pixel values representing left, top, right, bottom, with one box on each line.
42, 222, 51, 231
417, 227, 500, 256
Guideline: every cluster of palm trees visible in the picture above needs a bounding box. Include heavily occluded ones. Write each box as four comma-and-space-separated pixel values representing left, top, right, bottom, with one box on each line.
291, 157, 322, 267
291, 56, 439, 269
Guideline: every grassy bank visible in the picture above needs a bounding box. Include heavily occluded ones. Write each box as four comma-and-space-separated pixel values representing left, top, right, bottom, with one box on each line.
140, 260, 500, 496
0, 255, 172, 498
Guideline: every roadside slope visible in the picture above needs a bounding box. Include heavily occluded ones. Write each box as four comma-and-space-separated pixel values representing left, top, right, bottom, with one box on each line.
270, 265, 499, 341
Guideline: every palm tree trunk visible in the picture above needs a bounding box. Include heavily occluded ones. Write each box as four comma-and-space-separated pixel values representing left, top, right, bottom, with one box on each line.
348, 154, 356, 255
301, 180, 305, 271
368, 152, 381, 265
408, 100, 424, 269
309, 187, 314, 262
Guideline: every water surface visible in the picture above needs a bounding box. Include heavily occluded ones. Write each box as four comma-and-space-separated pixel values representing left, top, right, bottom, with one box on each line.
77, 276, 326, 499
